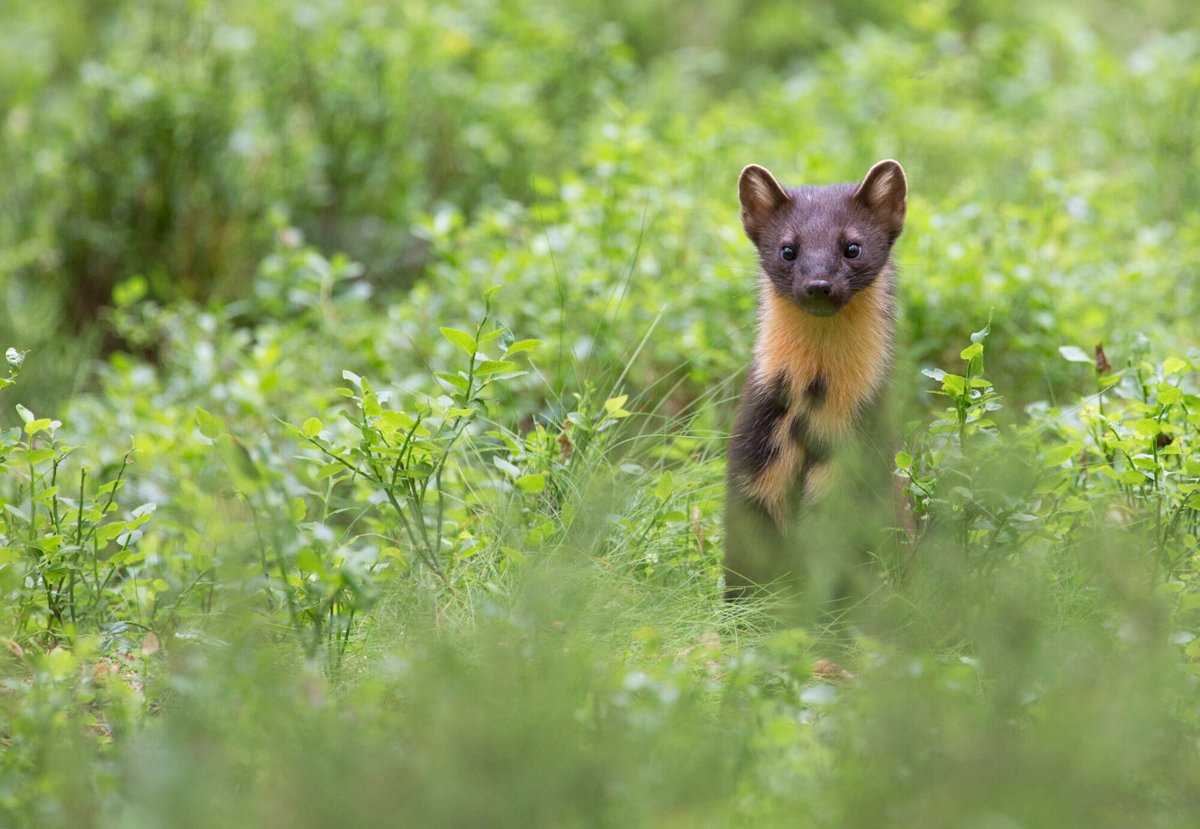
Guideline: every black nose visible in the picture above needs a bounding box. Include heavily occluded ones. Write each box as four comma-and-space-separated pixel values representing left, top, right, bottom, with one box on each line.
805, 280, 832, 297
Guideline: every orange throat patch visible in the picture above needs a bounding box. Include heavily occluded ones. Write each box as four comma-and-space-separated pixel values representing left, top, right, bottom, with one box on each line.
741, 272, 894, 520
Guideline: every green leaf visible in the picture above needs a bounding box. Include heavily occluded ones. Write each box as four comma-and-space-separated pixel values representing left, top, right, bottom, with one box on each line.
26, 448, 55, 465
3, 503, 30, 524
380, 410, 417, 431
302, 417, 323, 438
477, 329, 504, 347
895, 451, 913, 470
130, 502, 156, 524
1130, 419, 1160, 438
654, 470, 674, 500
290, 497, 307, 522
362, 393, 382, 418
1157, 385, 1183, 405
32, 486, 59, 505
515, 473, 546, 494
296, 546, 323, 574
440, 327, 477, 356
316, 462, 345, 481
1041, 442, 1081, 468
15, 404, 34, 424
1119, 470, 1148, 486
474, 360, 517, 377
95, 522, 127, 544
604, 395, 631, 419
941, 374, 966, 396
195, 407, 222, 440
1163, 356, 1189, 376
38, 534, 64, 553
436, 372, 469, 393
504, 339, 543, 356
1058, 345, 1092, 363
959, 343, 983, 361
23, 417, 52, 436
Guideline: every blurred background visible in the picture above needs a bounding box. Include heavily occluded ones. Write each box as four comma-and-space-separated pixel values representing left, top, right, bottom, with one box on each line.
2, 1, 1200, 827
2, 0, 1197, 411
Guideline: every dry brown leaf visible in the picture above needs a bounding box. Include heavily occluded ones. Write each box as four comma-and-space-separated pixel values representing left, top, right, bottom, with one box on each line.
812, 659, 856, 683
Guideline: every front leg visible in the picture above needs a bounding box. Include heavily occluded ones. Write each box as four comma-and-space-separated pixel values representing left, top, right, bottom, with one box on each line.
724, 373, 803, 597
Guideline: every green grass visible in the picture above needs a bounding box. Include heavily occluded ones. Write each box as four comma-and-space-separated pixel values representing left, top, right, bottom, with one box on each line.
2, 1, 1200, 826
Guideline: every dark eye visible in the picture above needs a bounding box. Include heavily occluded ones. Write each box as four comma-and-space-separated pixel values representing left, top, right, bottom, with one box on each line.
780, 245, 797, 261
844, 243, 862, 259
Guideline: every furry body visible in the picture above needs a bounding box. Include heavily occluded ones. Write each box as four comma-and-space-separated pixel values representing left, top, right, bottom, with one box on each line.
724, 161, 906, 600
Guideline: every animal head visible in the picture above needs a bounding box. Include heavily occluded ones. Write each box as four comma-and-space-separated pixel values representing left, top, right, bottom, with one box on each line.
738, 160, 907, 317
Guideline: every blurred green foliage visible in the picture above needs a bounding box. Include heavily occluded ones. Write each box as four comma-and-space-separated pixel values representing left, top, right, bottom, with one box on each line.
2, 0, 1200, 826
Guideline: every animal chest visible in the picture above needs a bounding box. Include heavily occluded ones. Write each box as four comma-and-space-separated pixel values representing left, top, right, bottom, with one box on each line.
737, 286, 892, 524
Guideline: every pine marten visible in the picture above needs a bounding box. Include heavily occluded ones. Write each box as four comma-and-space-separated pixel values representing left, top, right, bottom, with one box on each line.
724, 160, 907, 602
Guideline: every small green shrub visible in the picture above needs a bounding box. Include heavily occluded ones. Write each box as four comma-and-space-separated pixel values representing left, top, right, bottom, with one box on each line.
0, 392, 158, 651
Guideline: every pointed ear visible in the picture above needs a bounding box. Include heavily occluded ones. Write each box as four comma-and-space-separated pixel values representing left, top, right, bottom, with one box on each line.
853, 159, 907, 241
738, 164, 790, 243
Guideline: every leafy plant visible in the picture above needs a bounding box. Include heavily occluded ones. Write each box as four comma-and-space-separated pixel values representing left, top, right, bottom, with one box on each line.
897, 321, 1028, 560
4, 3, 1200, 827
1, 396, 156, 651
